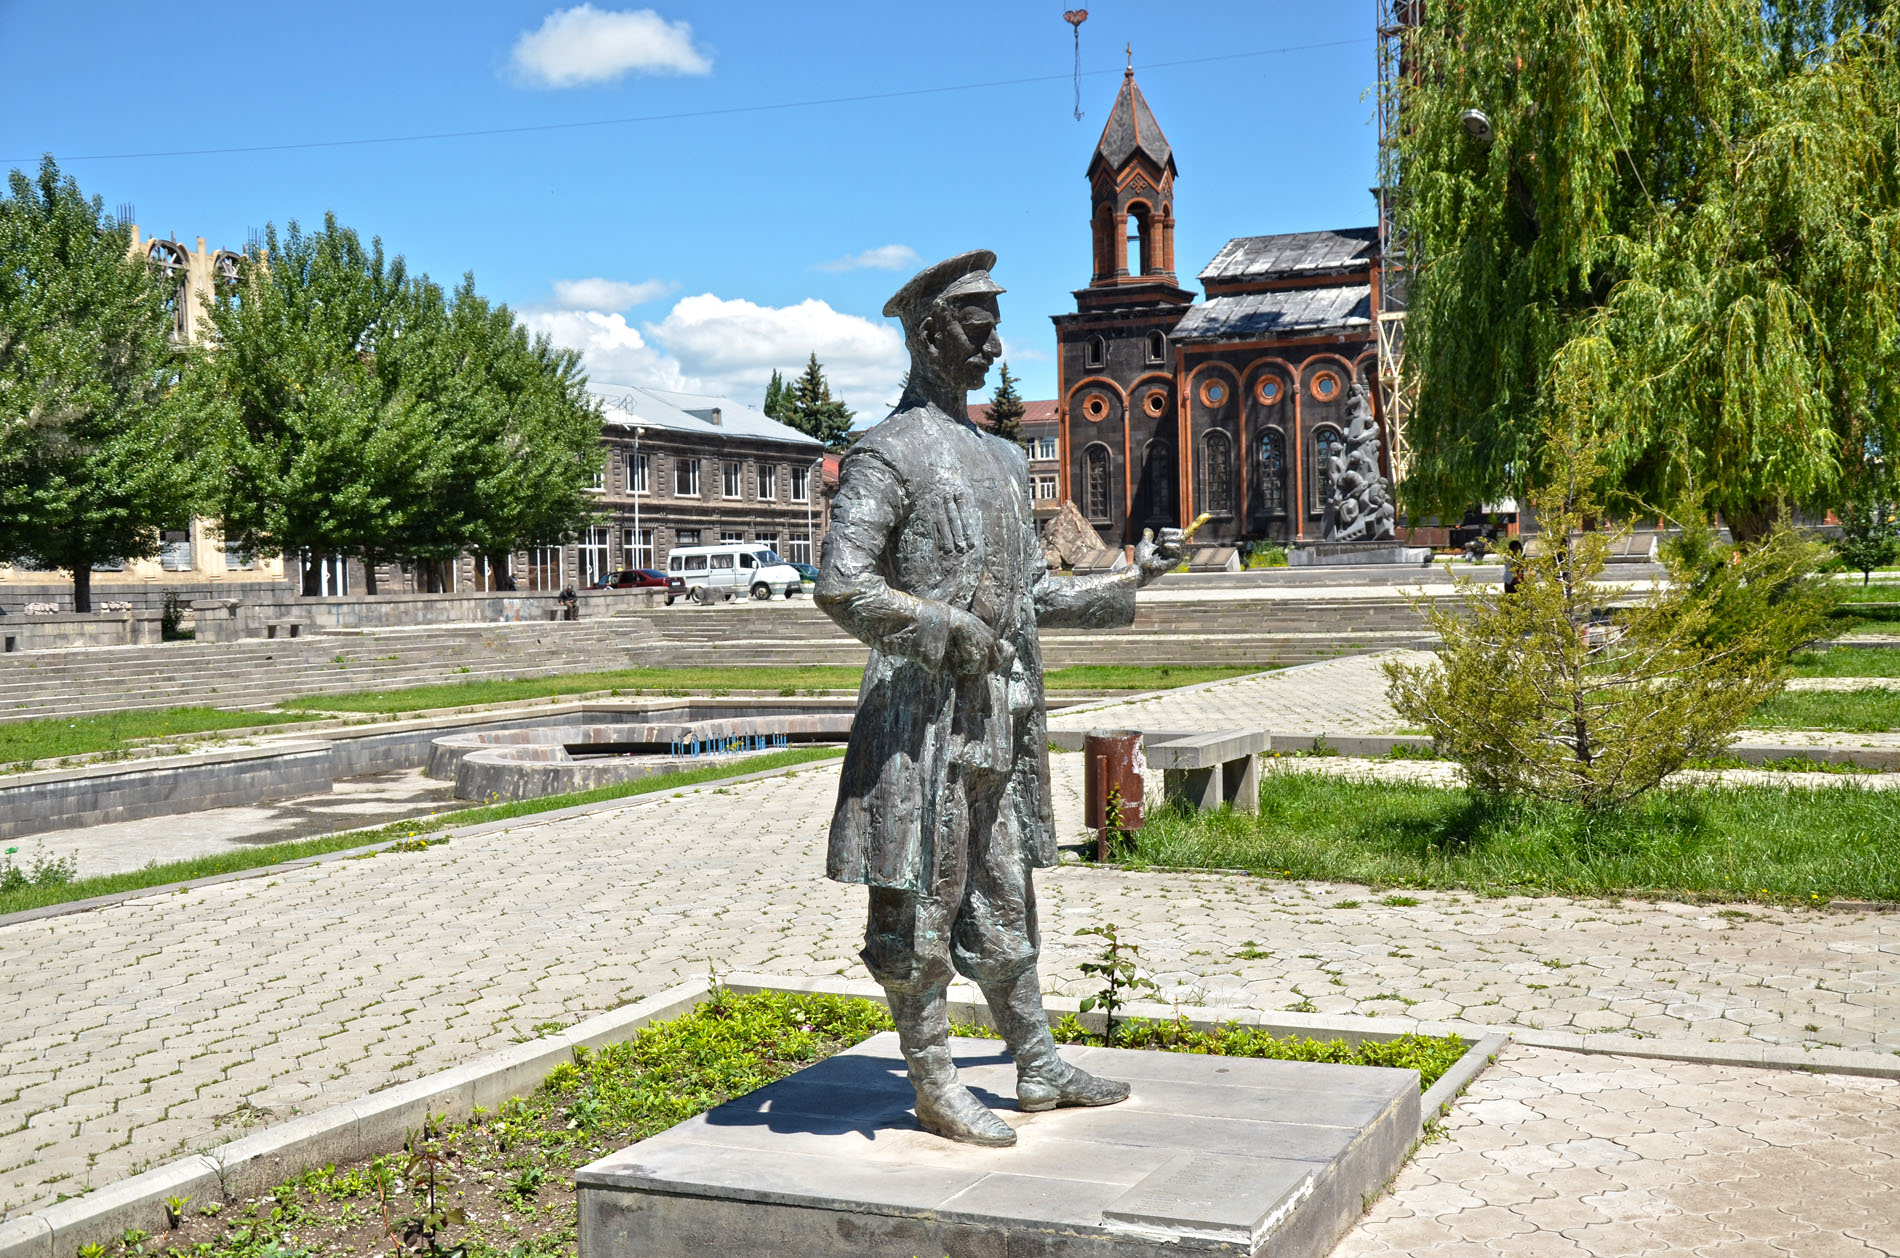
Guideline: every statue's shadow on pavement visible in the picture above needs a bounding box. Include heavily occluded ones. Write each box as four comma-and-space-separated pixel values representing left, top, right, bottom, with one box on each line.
703, 1045, 1016, 1141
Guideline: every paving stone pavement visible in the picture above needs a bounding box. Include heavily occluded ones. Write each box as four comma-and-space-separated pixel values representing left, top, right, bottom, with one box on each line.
1335, 1044, 1899, 1256
3, 750, 1898, 1222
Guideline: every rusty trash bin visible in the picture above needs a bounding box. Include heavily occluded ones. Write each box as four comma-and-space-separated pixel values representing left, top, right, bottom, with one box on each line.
1083, 728, 1145, 861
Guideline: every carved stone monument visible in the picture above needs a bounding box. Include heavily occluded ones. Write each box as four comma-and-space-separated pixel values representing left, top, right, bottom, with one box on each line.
1323, 381, 1398, 543
811, 250, 1185, 1147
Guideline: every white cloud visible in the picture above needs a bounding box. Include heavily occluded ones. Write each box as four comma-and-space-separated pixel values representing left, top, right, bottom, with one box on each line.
525, 291, 907, 407
550, 276, 673, 309
815, 244, 921, 273
518, 308, 690, 391
510, 6, 711, 88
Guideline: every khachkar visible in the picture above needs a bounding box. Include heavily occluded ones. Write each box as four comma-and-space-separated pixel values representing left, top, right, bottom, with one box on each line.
1325, 381, 1399, 542
814, 250, 1185, 1147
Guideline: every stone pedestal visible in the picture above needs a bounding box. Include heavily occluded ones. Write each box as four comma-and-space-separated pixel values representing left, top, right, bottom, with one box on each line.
577, 1032, 1419, 1258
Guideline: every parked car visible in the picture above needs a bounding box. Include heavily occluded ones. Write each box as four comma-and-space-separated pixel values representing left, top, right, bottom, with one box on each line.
665, 544, 805, 602
790, 561, 820, 586
589, 568, 688, 604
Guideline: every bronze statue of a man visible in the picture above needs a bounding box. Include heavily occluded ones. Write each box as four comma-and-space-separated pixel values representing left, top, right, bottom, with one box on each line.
815, 250, 1185, 1147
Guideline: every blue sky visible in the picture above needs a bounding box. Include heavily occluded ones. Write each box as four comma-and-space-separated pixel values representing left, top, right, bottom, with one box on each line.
0, 1, 1377, 412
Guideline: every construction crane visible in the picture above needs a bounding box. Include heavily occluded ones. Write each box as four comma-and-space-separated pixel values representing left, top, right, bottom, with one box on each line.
1375, 0, 1422, 482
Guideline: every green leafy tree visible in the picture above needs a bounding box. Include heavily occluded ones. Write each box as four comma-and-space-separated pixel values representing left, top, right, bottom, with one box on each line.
1396, 0, 1900, 540
186, 214, 443, 595
0, 156, 211, 611
986, 361, 1027, 444
1385, 418, 1829, 811
1833, 497, 1898, 585
412, 275, 602, 588
785, 352, 855, 450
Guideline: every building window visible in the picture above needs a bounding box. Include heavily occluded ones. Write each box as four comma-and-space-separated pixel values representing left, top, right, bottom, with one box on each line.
1200, 433, 1234, 518
756, 532, 779, 555
579, 527, 610, 584
1085, 335, 1106, 369
1199, 377, 1229, 408
1034, 474, 1058, 501
1142, 440, 1175, 524
1032, 436, 1057, 460
159, 528, 193, 572
1083, 444, 1112, 523
757, 464, 777, 500
222, 542, 254, 571
1143, 391, 1167, 417
1257, 376, 1285, 406
1310, 371, 1341, 402
1312, 425, 1345, 513
789, 532, 813, 564
722, 460, 743, 499
1146, 330, 1166, 363
147, 239, 189, 342
529, 545, 562, 591
675, 457, 701, 497
720, 529, 745, 543
475, 554, 511, 590
674, 528, 702, 548
790, 466, 810, 503
1259, 428, 1288, 518
628, 451, 650, 495
1081, 392, 1109, 422
588, 466, 605, 492
624, 527, 654, 569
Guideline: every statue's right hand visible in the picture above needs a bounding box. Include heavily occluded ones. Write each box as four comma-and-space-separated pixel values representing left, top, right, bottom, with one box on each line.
945, 607, 998, 676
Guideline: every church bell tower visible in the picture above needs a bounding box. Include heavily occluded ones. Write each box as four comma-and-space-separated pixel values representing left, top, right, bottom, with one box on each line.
1082, 67, 1192, 306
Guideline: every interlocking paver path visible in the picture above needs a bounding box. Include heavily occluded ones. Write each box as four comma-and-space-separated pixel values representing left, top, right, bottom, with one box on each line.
1335, 1045, 1899, 1257
3, 753, 1896, 1220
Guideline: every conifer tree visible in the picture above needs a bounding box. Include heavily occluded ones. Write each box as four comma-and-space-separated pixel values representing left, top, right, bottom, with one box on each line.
987, 361, 1027, 445
785, 352, 855, 450
1396, 0, 1900, 538
0, 157, 211, 611
762, 369, 791, 424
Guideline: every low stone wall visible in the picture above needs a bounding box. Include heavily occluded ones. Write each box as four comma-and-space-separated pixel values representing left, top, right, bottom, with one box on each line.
0, 742, 333, 841
235, 588, 668, 632
0, 610, 164, 653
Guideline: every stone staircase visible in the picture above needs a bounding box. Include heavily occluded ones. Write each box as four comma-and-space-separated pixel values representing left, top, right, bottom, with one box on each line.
0, 595, 1436, 723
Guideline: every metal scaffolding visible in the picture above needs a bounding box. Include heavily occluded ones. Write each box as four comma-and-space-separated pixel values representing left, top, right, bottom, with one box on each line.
1375, 0, 1422, 483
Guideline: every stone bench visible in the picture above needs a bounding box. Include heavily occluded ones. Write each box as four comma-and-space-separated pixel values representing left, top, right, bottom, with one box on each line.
1145, 728, 1269, 814
261, 618, 307, 639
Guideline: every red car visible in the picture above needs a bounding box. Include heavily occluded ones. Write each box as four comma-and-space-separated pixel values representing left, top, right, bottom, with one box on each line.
589, 568, 688, 603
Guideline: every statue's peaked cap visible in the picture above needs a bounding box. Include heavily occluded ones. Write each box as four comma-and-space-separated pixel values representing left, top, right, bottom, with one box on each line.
882, 250, 1005, 323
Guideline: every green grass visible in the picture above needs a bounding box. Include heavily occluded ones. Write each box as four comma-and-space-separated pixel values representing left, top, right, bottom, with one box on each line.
1120, 771, 1900, 903
0, 706, 321, 768
139, 988, 1467, 1258
0, 747, 842, 918
1749, 688, 1900, 732
1789, 646, 1900, 677
1827, 582, 1900, 604
279, 663, 1265, 715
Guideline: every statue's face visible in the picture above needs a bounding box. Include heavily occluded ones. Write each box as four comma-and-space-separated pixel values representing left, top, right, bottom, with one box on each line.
921, 294, 1002, 393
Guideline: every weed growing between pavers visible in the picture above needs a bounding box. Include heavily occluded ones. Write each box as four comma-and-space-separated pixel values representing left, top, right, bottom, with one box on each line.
131, 990, 1464, 1258
1120, 772, 1900, 903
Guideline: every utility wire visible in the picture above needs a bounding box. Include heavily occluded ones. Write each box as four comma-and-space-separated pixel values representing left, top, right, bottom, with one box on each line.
8, 37, 1368, 165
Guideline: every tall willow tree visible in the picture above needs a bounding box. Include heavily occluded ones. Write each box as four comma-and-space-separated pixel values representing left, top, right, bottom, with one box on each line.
1399, 0, 1900, 537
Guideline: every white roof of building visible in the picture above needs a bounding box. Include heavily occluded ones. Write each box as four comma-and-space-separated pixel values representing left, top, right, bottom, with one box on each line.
591, 383, 823, 450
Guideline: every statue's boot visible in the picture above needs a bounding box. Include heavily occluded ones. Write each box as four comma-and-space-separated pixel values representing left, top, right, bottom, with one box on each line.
982, 973, 1132, 1112
886, 988, 1016, 1147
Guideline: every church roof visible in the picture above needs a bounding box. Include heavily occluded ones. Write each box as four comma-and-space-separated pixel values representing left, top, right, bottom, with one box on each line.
1092, 70, 1174, 174
1198, 228, 1378, 284
1171, 284, 1372, 342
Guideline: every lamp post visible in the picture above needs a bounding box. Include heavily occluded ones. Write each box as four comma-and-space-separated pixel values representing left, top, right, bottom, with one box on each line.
632, 426, 646, 570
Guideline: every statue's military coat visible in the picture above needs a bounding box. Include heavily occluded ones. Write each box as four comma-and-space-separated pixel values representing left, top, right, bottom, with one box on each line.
815, 404, 1141, 891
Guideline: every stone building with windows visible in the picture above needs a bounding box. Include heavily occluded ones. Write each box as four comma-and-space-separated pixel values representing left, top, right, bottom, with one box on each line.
1050, 70, 1384, 549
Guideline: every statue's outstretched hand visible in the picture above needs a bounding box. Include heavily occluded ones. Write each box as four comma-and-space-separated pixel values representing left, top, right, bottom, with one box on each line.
1135, 527, 1187, 585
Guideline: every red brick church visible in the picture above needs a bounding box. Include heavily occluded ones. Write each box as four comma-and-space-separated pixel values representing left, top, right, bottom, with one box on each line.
1049, 69, 1387, 549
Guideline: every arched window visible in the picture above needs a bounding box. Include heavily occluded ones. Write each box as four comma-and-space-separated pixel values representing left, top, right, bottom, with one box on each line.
1083, 444, 1113, 523
1085, 335, 1106, 369
1259, 428, 1287, 518
1312, 425, 1345, 513
147, 239, 189, 342
1201, 431, 1234, 518
1146, 329, 1167, 363
1142, 439, 1175, 524
1127, 212, 1145, 274
213, 250, 241, 293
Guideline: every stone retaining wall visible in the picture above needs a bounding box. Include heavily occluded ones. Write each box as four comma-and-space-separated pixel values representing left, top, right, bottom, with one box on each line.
237, 588, 669, 632
0, 743, 332, 840
0, 611, 164, 653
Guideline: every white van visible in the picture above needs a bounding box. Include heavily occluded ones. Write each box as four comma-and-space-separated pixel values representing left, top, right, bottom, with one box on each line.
666, 543, 806, 602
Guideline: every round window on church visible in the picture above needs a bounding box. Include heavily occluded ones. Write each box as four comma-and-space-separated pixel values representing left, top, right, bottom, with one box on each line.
1082, 392, 1110, 422
1143, 391, 1167, 417
1311, 371, 1341, 401
1257, 377, 1284, 406
1199, 378, 1229, 407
